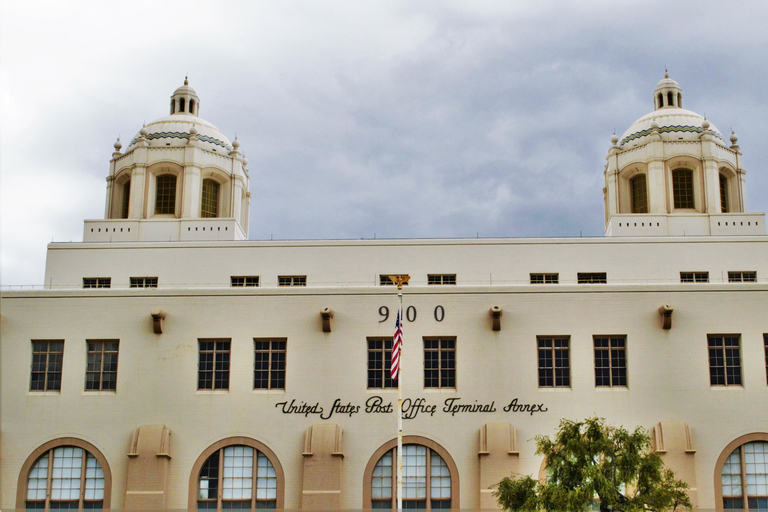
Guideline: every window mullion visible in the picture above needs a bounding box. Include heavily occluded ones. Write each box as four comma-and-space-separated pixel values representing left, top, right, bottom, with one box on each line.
46, 450, 53, 512
740, 445, 748, 504
79, 450, 87, 511
252, 449, 257, 511
218, 448, 225, 512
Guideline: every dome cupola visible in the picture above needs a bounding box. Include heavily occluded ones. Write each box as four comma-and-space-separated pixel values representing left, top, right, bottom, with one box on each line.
170, 77, 200, 116
654, 70, 683, 110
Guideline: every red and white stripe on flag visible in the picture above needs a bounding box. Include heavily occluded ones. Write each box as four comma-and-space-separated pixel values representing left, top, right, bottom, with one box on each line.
391, 311, 402, 380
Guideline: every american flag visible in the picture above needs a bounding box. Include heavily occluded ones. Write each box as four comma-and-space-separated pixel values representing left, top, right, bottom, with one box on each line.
391, 311, 402, 381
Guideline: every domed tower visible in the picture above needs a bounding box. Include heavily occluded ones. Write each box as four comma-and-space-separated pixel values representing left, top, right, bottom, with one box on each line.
603, 73, 765, 236
85, 79, 250, 241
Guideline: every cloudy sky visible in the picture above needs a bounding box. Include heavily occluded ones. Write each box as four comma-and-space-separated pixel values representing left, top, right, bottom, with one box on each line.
2, 1, 767, 287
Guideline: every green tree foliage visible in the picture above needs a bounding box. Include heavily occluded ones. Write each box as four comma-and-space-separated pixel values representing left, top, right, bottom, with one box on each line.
493, 417, 692, 512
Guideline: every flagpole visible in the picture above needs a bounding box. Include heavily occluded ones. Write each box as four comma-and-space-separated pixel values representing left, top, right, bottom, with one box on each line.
388, 274, 409, 512
397, 288, 403, 512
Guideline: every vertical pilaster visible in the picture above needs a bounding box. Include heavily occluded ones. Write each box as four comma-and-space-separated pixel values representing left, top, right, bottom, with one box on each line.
478, 423, 519, 511
182, 164, 202, 218
651, 421, 698, 509
647, 158, 666, 213
124, 425, 172, 509
301, 424, 344, 510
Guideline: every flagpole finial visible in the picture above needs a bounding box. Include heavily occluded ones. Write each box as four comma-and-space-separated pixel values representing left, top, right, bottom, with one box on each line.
388, 274, 410, 290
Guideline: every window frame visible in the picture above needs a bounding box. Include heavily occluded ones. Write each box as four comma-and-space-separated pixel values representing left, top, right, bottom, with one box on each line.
30, 340, 64, 392
198, 339, 231, 391
593, 335, 627, 388
537, 336, 570, 388
363, 436, 459, 512
764, 334, 767, 386
188, 437, 285, 511
130, 277, 158, 288
630, 174, 648, 213
380, 275, 408, 286
253, 338, 286, 390
201, 178, 220, 218
530, 273, 559, 284
278, 275, 306, 287
719, 172, 730, 213
578, 272, 607, 284
367, 337, 396, 389
17, 438, 112, 511
85, 340, 119, 392
714, 434, 768, 512
708, 334, 742, 387
680, 271, 709, 283
231, 276, 260, 287
154, 174, 178, 215
728, 271, 757, 283
423, 337, 456, 389
83, 277, 111, 289
427, 274, 456, 285
672, 168, 695, 209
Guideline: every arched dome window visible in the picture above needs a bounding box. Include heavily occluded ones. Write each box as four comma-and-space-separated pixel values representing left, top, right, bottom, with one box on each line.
179, 98, 186, 113
719, 440, 768, 511
155, 175, 177, 215
672, 169, 694, 209
677, 92, 682, 108
201, 179, 220, 218
667, 91, 675, 107
170, 98, 175, 114
630, 175, 648, 213
657, 93, 664, 109
189, 99, 196, 115
364, 437, 458, 511
22, 444, 109, 510
720, 172, 730, 213
121, 180, 131, 219
195, 444, 280, 510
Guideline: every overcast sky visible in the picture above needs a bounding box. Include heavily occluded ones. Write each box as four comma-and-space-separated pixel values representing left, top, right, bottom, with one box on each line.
2, 1, 767, 287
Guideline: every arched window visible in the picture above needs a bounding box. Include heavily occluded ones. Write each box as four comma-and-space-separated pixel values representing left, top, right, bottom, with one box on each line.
190, 99, 196, 115
194, 443, 281, 511
19, 442, 111, 511
677, 92, 682, 108
720, 440, 768, 511
672, 169, 694, 209
720, 173, 730, 213
667, 91, 674, 107
171, 99, 176, 114
657, 93, 664, 109
180, 98, 186, 112
630, 174, 648, 213
201, 179, 220, 218
121, 180, 131, 219
155, 175, 177, 215
364, 437, 458, 511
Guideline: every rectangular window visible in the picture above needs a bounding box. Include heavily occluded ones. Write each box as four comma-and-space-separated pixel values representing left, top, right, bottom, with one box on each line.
368, 337, 396, 389
538, 336, 570, 388
254, 339, 286, 390
85, 340, 119, 391
155, 174, 177, 215
83, 277, 111, 289
380, 275, 408, 286
594, 336, 627, 387
728, 271, 757, 283
680, 272, 709, 283
708, 335, 742, 386
578, 272, 607, 284
424, 338, 456, 389
427, 274, 456, 285
198, 339, 231, 390
672, 169, 694, 209
30, 341, 64, 391
278, 275, 306, 287
130, 277, 158, 288
231, 276, 260, 287
530, 273, 559, 284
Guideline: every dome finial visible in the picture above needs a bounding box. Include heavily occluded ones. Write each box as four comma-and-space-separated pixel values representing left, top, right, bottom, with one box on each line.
184, 75, 189, 86
665, 67, 668, 79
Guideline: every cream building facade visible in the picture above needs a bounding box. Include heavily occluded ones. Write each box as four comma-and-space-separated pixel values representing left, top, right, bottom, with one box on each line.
1, 76, 767, 511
